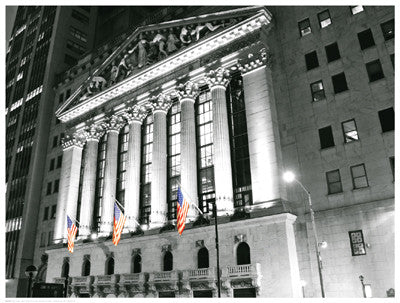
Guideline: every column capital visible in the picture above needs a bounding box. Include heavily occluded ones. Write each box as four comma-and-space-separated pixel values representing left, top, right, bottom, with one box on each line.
103, 115, 125, 133
150, 93, 172, 114
124, 105, 148, 124
205, 67, 230, 90
61, 132, 86, 150
238, 48, 273, 74
83, 123, 105, 141
177, 81, 199, 102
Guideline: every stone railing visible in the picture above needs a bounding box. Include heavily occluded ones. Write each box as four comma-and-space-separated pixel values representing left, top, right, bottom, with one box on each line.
53, 277, 66, 284
225, 263, 260, 277
119, 273, 141, 284
148, 270, 180, 293
181, 267, 218, 292
94, 274, 119, 285
151, 270, 179, 282
118, 273, 147, 295
221, 263, 262, 293
184, 267, 217, 280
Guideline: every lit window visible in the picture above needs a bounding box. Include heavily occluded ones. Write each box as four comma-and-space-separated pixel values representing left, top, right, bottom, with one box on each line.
381, 19, 394, 41
319, 126, 335, 149
326, 169, 342, 194
350, 164, 369, 189
349, 230, 366, 256
366, 59, 384, 82
116, 125, 129, 205
325, 42, 341, 62
16, 72, 23, 81
298, 18, 312, 37
342, 119, 359, 143
318, 10, 332, 28
305, 51, 319, 70
378, 107, 394, 132
310, 80, 326, 102
140, 115, 153, 225
357, 29, 375, 50
331, 72, 348, 94
350, 6, 364, 15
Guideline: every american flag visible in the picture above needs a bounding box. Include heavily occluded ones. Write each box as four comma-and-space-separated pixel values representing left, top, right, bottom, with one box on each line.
177, 187, 190, 235
113, 202, 126, 246
67, 215, 78, 253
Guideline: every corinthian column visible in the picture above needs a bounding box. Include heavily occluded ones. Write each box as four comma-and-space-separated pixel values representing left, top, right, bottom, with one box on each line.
149, 93, 172, 228
123, 105, 148, 232
78, 124, 104, 238
100, 115, 125, 235
53, 133, 86, 243
178, 81, 199, 220
206, 67, 234, 215
239, 48, 286, 203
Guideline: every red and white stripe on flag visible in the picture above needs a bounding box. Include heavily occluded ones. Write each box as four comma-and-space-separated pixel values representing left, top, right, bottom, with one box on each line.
177, 187, 190, 235
113, 202, 126, 246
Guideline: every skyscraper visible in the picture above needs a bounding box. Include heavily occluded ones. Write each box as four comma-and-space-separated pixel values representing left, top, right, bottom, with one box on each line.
5, 6, 97, 297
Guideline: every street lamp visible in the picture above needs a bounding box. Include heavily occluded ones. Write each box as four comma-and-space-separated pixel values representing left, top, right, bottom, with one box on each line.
25, 265, 38, 297
283, 171, 325, 298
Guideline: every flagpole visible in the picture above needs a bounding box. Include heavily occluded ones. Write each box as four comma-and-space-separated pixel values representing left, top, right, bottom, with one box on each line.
67, 214, 80, 226
176, 180, 204, 215
212, 201, 221, 297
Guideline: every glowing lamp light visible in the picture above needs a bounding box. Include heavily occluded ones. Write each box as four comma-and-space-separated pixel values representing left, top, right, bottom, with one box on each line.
319, 241, 328, 249
90, 233, 98, 240
283, 171, 295, 183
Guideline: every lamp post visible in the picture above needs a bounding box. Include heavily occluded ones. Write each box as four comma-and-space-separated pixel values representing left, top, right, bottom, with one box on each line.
24, 265, 38, 297
283, 171, 325, 298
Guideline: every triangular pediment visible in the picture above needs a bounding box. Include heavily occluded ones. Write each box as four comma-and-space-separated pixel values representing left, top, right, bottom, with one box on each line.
56, 6, 271, 122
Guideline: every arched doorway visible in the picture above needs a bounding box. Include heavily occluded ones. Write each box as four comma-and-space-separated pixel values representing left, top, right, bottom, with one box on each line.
236, 242, 251, 265
105, 257, 114, 275
163, 251, 173, 271
197, 247, 209, 269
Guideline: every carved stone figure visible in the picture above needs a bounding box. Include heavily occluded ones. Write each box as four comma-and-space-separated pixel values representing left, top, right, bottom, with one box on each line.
167, 28, 179, 54
180, 26, 192, 44
137, 34, 148, 68
152, 31, 167, 59
109, 62, 118, 85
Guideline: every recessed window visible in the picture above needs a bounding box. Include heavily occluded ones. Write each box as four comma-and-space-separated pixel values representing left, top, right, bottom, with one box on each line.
319, 126, 335, 149
305, 51, 319, 70
350, 6, 364, 15
58, 93, 64, 104
349, 230, 366, 256
51, 205, 57, 219
378, 107, 394, 132
357, 29, 375, 50
351, 163, 369, 189
326, 169, 342, 194
40, 232, 46, 247
325, 42, 341, 62
163, 251, 173, 271
66, 89, 71, 98
332, 72, 348, 94
366, 59, 384, 82
381, 19, 394, 41
389, 157, 394, 180
310, 80, 326, 102
318, 10, 332, 28
43, 206, 49, 221
46, 182, 52, 195
342, 119, 359, 143
53, 179, 60, 193
52, 136, 58, 148
299, 18, 312, 37
390, 54, 394, 68
48, 231, 53, 246
57, 155, 63, 168
49, 158, 55, 171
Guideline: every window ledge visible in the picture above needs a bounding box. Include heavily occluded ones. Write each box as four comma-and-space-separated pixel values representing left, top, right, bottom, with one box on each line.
320, 145, 336, 152
344, 140, 360, 146
334, 89, 349, 96
381, 130, 394, 135
327, 191, 344, 197
351, 186, 370, 192
369, 77, 386, 84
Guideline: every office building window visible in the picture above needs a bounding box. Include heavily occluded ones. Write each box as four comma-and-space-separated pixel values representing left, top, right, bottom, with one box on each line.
52, 136, 58, 148
318, 10, 332, 28
49, 158, 55, 171
378, 107, 394, 132
66, 39, 86, 55
310, 80, 326, 102
140, 115, 153, 225
70, 26, 87, 43
389, 157, 394, 180
326, 169, 342, 194
350, 6, 364, 15
48, 231, 53, 246
332, 72, 348, 94
381, 19, 394, 41
40, 232, 46, 247
46, 182, 52, 195
325, 42, 341, 62
349, 230, 366, 256
196, 90, 215, 214
53, 179, 59, 193
51, 205, 57, 219
116, 125, 129, 205
58, 93, 64, 104
56, 155, 62, 168
66, 89, 71, 98
357, 29, 375, 50
319, 126, 335, 149
43, 207, 49, 221
71, 9, 89, 24
342, 119, 359, 143
167, 101, 181, 220
366, 59, 384, 82
305, 51, 319, 70
351, 164, 369, 189
298, 18, 312, 37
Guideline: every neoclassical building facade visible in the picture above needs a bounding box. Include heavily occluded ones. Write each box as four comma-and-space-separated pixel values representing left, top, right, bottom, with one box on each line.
43, 6, 394, 298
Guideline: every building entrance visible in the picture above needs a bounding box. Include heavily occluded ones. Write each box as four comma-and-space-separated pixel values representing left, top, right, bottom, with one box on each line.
193, 290, 213, 297
233, 288, 256, 297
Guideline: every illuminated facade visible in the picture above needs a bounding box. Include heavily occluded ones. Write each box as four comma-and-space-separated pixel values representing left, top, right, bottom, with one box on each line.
42, 6, 393, 298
